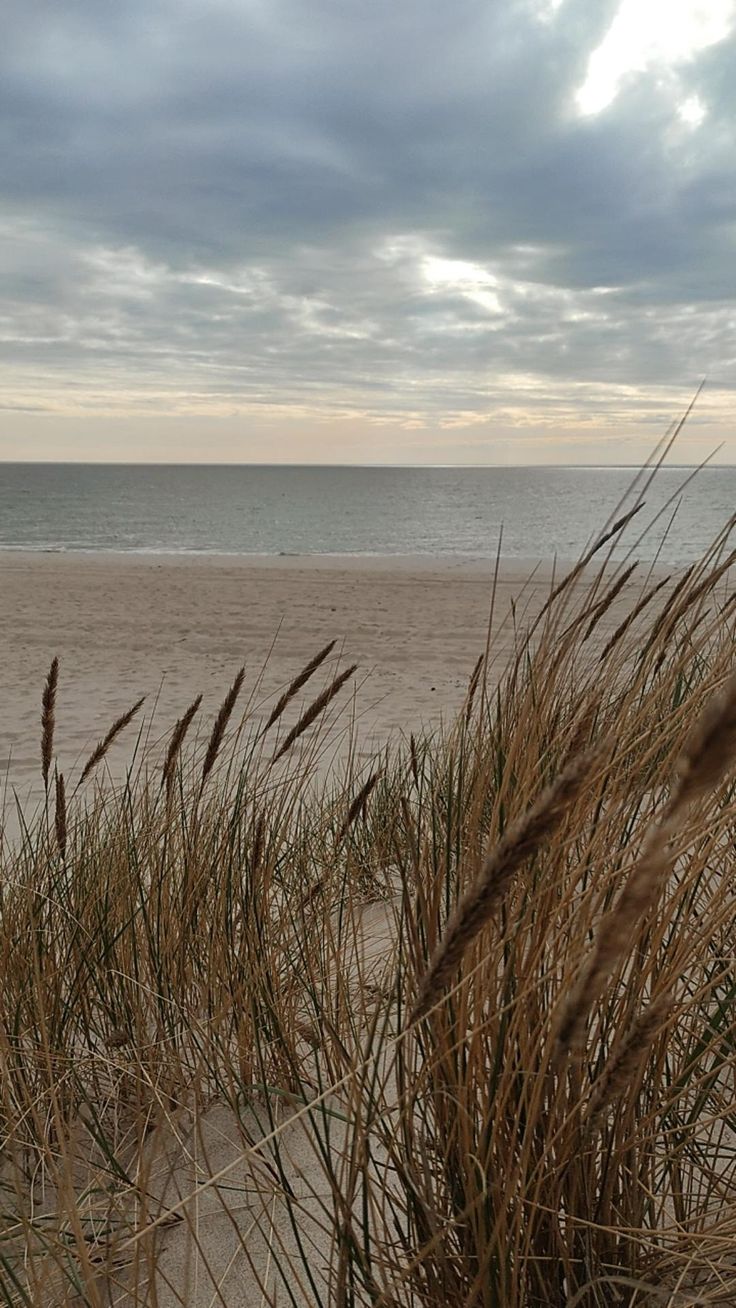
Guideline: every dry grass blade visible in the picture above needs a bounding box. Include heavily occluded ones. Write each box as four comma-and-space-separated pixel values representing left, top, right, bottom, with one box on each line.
272, 664, 357, 764
201, 668, 245, 787
464, 653, 484, 725
638, 564, 696, 662
409, 733, 420, 788
677, 548, 736, 619
599, 573, 672, 662
337, 770, 382, 842
537, 502, 645, 622
251, 810, 265, 870
562, 695, 601, 768
78, 697, 145, 785
596, 503, 647, 553
586, 992, 674, 1132
41, 655, 59, 790
411, 737, 609, 1022
163, 693, 203, 798
558, 671, 736, 1056
263, 639, 337, 733
54, 769, 66, 858
581, 561, 639, 643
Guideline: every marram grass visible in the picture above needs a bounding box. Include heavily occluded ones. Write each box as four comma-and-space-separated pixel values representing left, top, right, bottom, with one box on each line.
2, 507, 736, 1305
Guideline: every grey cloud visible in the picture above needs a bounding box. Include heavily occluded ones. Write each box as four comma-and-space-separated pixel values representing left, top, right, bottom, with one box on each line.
1, 0, 735, 430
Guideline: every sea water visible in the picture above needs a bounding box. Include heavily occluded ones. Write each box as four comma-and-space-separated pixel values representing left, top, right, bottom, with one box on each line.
0, 463, 732, 564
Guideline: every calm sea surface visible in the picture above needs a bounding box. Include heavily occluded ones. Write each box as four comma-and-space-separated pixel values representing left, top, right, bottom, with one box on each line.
0, 464, 732, 565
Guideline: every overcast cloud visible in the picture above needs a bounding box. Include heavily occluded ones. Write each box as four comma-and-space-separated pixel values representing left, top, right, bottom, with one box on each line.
1, 0, 735, 461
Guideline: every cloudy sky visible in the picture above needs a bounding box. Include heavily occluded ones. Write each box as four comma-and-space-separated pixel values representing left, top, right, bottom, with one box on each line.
1, 0, 735, 464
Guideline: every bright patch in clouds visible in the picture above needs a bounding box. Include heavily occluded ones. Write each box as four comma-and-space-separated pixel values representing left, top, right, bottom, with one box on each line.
677, 92, 708, 124
577, 0, 736, 115
422, 256, 502, 315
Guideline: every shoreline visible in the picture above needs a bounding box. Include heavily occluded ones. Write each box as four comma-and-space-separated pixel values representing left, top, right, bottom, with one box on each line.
0, 548, 559, 570
0, 547, 661, 580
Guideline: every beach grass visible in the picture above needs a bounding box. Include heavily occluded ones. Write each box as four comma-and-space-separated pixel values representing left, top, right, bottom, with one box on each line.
2, 505, 736, 1304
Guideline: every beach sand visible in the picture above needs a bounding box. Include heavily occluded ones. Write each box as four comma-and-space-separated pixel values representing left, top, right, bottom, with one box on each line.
0, 551, 572, 814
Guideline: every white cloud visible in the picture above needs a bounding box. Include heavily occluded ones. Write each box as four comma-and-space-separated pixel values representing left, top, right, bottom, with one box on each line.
577, 0, 736, 115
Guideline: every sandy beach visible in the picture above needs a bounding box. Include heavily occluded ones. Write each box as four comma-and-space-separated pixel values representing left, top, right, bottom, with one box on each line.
0, 550, 571, 812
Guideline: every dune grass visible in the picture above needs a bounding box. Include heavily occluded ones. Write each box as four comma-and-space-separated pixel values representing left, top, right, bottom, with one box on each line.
2, 502, 736, 1304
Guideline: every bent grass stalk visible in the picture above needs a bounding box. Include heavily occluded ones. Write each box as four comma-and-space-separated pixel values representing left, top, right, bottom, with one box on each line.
271, 663, 358, 763
262, 639, 337, 734
77, 695, 145, 785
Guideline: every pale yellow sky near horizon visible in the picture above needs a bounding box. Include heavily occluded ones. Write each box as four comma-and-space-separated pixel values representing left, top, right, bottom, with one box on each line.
0, 394, 732, 465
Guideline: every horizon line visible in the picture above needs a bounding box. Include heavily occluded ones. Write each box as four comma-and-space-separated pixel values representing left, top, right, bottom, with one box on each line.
0, 460, 733, 471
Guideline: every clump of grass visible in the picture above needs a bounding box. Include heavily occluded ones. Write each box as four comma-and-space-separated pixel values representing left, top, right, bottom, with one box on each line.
4, 474, 736, 1306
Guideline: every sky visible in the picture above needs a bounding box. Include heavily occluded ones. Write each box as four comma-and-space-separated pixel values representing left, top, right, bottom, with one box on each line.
1, 0, 735, 465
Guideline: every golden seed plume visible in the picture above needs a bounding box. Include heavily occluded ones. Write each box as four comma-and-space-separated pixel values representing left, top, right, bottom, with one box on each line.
163, 693, 203, 799
411, 737, 609, 1022
674, 549, 736, 627
272, 664, 357, 764
54, 769, 67, 859
201, 669, 245, 787
638, 564, 695, 662
599, 573, 672, 663
646, 553, 736, 672
464, 653, 485, 726
674, 668, 736, 805
337, 770, 382, 842
79, 697, 145, 785
562, 696, 601, 770
537, 503, 645, 623
41, 656, 59, 790
586, 992, 674, 1131
581, 562, 639, 643
263, 639, 337, 733
409, 733, 420, 789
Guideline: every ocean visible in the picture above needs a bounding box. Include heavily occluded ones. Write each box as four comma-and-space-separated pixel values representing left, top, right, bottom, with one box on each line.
0, 463, 732, 564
